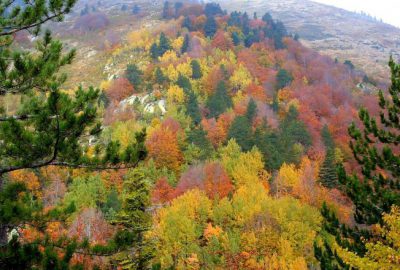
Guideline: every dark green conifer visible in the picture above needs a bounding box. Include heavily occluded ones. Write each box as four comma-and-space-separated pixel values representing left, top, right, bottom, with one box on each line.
113, 168, 153, 269
0, 0, 147, 267
155, 67, 167, 84
182, 16, 192, 31
126, 64, 143, 87
246, 98, 257, 123
177, 74, 192, 91
319, 149, 338, 188
276, 68, 293, 90
207, 81, 232, 118
204, 16, 217, 38
191, 59, 203, 79
185, 89, 202, 126
181, 33, 190, 54
227, 116, 253, 151
158, 32, 171, 56
150, 43, 159, 59
340, 57, 400, 225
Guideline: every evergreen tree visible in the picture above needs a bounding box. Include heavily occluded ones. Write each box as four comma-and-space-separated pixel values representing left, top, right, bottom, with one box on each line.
177, 74, 192, 91
155, 67, 167, 84
276, 68, 293, 90
321, 124, 335, 150
0, 0, 147, 267
272, 93, 280, 112
319, 125, 338, 188
344, 60, 355, 70
232, 31, 241, 46
315, 59, 400, 269
158, 32, 171, 56
246, 98, 257, 123
150, 42, 159, 60
181, 33, 190, 54
113, 168, 153, 269
126, 64, 143, 88
262, 12, 273, 25
185, 89, 202, 126
182, 16, 192, 31
319, 149, 339, 188
254, 124, 281, 170
207, 81, 232, 118
204, 16, 217, 38
339, 57, 400, 225
204, 3, 223, 17
191, 59, 203, 79
187, 127, 213, 160
227, 116, 253, 151
279, 106, 312, 164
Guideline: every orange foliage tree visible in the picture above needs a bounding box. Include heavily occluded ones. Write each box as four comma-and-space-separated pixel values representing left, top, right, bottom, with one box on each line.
212, 30, 234, 51
152, 177, 175, 204
146, 123, 183, 173
202, 112, 234, 147
106, 77, 135, 102
203, 162, 234, 199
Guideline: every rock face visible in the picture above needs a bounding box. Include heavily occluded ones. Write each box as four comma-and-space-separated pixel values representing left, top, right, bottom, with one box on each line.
120, 94, 167, 115
215, 0, 400, 84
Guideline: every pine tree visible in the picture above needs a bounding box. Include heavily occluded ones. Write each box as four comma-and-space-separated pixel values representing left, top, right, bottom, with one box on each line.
227, 116, 253, 151
177, 74, 192, 91
0, 0, 147, 267
112, 168, 153, 269
321, 124, 335, 150
185, 89, 202, 126
232, 31, 241, 46
276, 68, 293, 90
187, 127, 213, 160
315, 59, 400, 269
204, 16, 218, 38
158, 32, 172, 56
150, 42, 159, 60
191, 59, 203, 79
182, 16, 192, 31
319, 149, 338, 188
204, 3, 223, 17
339, 57, 400, 225
246, 98, 257, 123
207, 81, 232, 118
279, 106, 312, 164
155, 67, 167, 84
126, 64, 143, 88
319, 125, 338, 188
181, 33, 190, 54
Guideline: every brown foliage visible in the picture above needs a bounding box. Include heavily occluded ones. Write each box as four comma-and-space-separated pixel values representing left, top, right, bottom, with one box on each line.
106, 78, 135, 102
212, 30, 234, 51
245, 83, 267, 101
174, 162, 233, 200
146, 123, 183, 173
202, 112, 234, 147
152, 177, 175, 204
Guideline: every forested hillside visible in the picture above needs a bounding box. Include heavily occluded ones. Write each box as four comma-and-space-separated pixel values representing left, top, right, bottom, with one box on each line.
0, 1, 399, 269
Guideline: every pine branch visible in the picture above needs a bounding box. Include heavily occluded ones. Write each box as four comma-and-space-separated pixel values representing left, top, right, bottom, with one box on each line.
0, 12, 65, 37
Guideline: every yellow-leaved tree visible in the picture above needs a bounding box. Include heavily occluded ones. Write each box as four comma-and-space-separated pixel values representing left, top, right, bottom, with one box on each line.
335, 205, 400, 270
229, 64, 253, 92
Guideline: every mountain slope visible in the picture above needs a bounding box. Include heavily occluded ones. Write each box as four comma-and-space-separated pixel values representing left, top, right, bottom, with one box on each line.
215, 0, 400, 84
